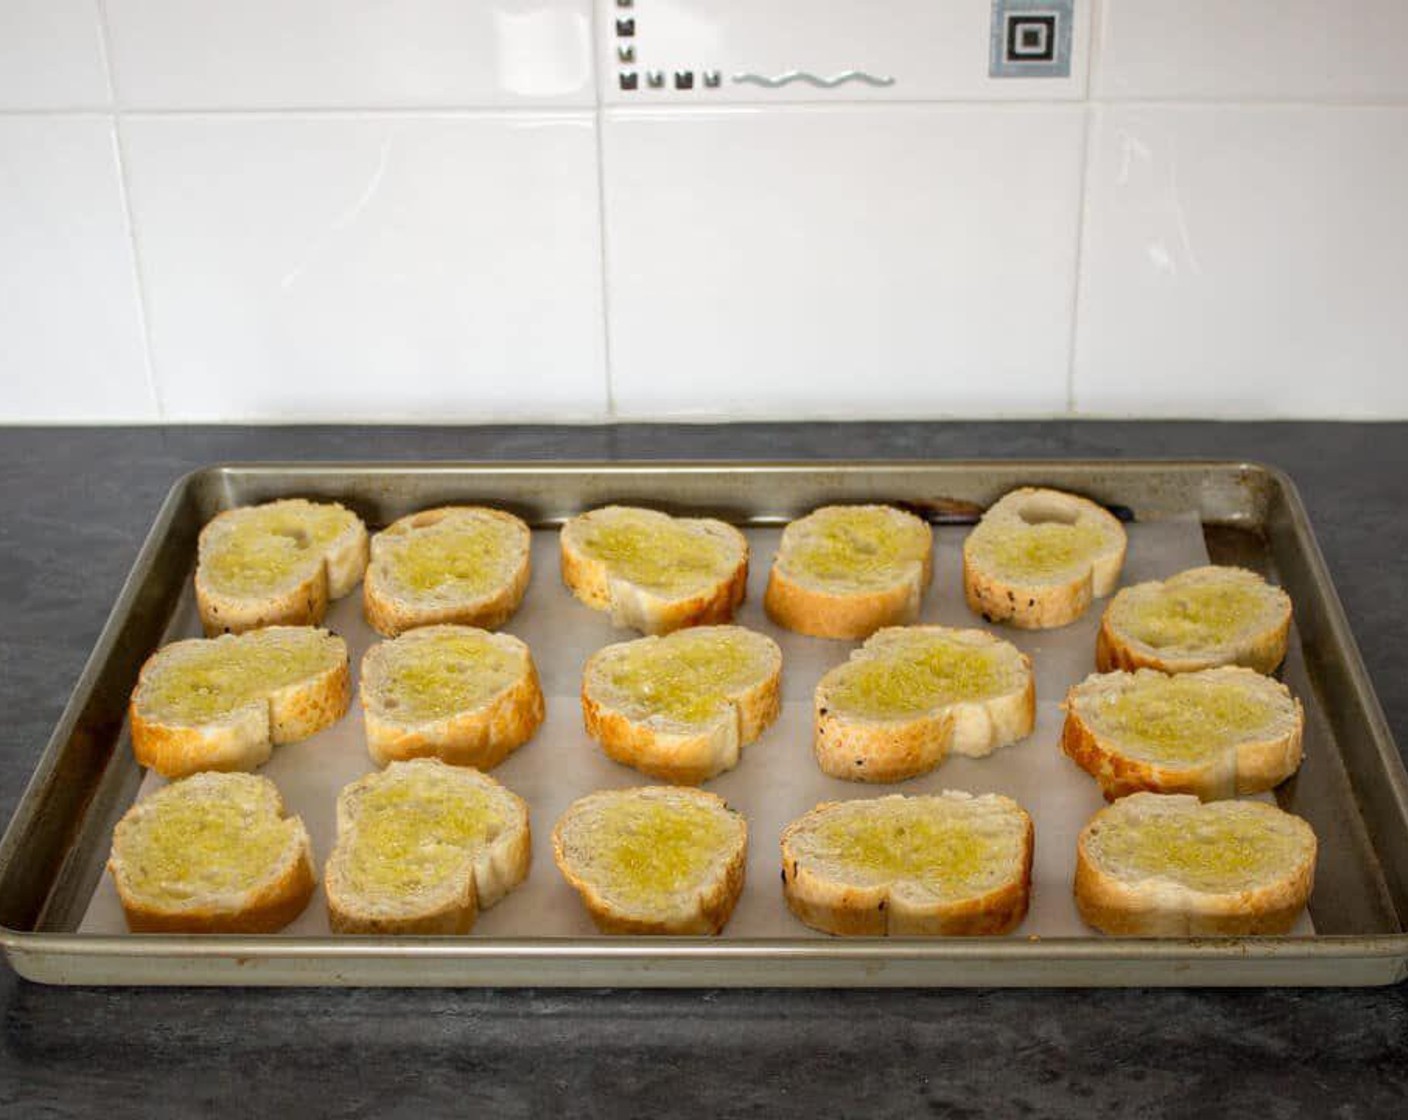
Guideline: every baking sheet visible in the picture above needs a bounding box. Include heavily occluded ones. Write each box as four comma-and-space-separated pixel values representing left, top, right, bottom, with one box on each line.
80, 515, 1314, 939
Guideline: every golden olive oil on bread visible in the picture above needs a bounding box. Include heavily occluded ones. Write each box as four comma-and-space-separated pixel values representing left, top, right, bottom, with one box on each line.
1097, 565, 1293, 675
1074, 793, 1316, 936
962, 488, 1126, 630
129, 626, 350, 779
360, 625, 545, 770
325, 759, 531, 935
363, 506, 532, 637
196, 498, 368, 636
107, 772, 315, 934
553, 786, 748, 935
560, 506, 749, 635
813, 626, 1034, 782
1062, 667, 1304, 801
781, 793, 1033, 936
765, 504, 933, 639
582, 626, 782, 784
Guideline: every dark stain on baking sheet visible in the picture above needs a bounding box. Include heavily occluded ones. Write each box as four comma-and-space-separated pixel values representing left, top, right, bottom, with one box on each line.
895, 496, 1135, 525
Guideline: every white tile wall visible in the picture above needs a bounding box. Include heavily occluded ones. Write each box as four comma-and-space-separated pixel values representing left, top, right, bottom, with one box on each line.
103, 0, 595, 109
1073, 106, 1408, 418
2, 0, 1408, 423
121, 114, 607, 422
0, 117, 154, 422
602, 106, 1085, 419
595, 0, 1091, 105
0, 0, 110, 109
1096, 0, 1408, 103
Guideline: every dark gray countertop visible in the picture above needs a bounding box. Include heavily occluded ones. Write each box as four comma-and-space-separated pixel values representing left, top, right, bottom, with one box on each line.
2, 422, 1405, 1117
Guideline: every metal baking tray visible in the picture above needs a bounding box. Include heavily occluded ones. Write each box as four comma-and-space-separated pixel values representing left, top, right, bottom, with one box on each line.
2, 461, 1405, 987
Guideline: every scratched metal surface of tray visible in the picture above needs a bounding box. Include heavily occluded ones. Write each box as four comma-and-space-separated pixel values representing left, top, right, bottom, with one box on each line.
1, 461, 1405, 987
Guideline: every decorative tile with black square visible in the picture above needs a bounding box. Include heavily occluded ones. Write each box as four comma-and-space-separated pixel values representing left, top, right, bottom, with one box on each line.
990, 0, 1073, 79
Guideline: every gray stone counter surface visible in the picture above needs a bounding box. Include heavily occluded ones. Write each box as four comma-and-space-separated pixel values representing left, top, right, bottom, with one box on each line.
1, 422, 1405, 1117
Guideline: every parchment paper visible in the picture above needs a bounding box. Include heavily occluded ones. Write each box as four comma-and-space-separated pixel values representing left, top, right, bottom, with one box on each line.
80, 516, 1313, 938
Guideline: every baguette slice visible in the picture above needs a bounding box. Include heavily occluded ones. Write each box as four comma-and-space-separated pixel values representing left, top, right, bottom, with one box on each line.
1074, 793, 1316, 936
196, 499, 368, 636
814, 626, 1034, 783
582, 626, 782, 784
765, 505, 933, 639
1062, 667, 1304, 801
560, 506, 748, 635
552, 786, 747, 935
325, 758, 531, 935
363, 506, 531, 637
781, 792, 1033, 936
107, 772, 315, 934
130, 627, 350, 779
1097, 565, 1292, 675
963, 487, 1126, 629
361, 625, 545, 770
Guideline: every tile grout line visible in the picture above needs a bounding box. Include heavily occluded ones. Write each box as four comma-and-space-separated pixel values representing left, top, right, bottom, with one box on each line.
93, 0, 164, 422
2, 97, 1401, 118
1061, 0, 1102, 415
1064, 103, 1097, 416
591, 8, 617, 420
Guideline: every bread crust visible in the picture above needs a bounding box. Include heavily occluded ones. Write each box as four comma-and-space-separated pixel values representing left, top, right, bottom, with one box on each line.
197, 568, 329, 637
1060, 669, 1304, 801
195, 499, 367, 636
581, 628, 782, 784
962, 488, 1127, 630
129, 629, 350, 779
361, 629, 546, 770
813, 708, 956, 785
560, 507, 748, 635
362, 506, 532, 638
780, 794, 1034, 936
765, 569, 925, 641
1096, 612, 1293, 676
551, 787, 747, 935
1073, 795, 1316, 936
764, 505, 933, 640
1096, 566, 1293, 675
118, 848, 316, 935
813, 627, 1035, 782
324, 760, 532, 935
108, 773, 316, 934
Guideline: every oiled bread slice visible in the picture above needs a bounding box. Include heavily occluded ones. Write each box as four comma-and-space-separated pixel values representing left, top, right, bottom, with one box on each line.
1062, 667, 1304, 801
1097, 565, 1292, 675
325, 758, 531, 935
361, 625, 545, 770
582, 626, 782, 784
963, 488, 1126, 630
814, 626, 1034, 783
107, 772, 315, 933
781, 792, 1033, 936
196, 499, 368, 636
552, 786, 747, 935
130, 627, 350, 779
765, 505, 933, 640
363, 506, 531, 638
1074, 793, 1316, 936
560, 506, 748, 635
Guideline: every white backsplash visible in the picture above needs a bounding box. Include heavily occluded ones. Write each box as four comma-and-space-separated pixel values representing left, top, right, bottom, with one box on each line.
1, 0, 1405, 422
0, 0, 110, 110
122, 112, 607, 422
1074, 104, 1408, 419
0, 117, 154, 421
103, 0, 596, 109
603, 104, 1084, 419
